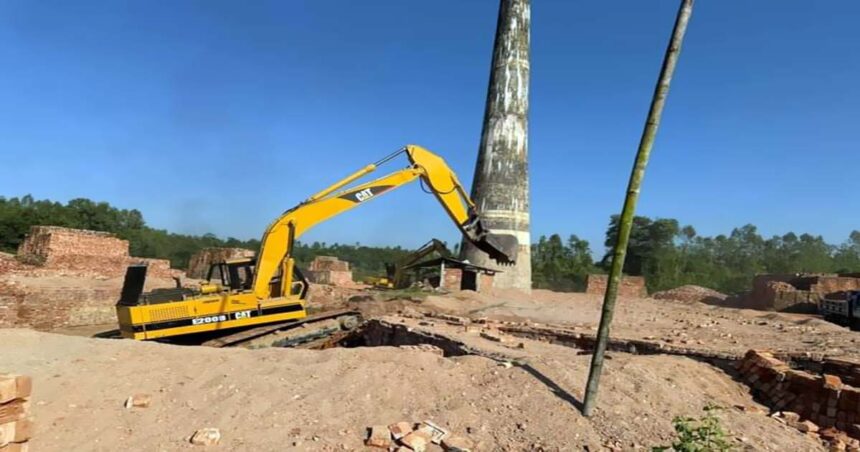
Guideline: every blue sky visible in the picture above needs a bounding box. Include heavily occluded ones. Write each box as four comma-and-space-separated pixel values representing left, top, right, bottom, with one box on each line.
1, 1, 858, 253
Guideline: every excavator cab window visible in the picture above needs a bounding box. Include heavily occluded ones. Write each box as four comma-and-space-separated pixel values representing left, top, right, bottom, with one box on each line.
206, 260, 255, 291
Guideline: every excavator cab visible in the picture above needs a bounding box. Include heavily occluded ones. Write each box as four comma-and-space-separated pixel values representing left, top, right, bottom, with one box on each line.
206, 258, 255, 291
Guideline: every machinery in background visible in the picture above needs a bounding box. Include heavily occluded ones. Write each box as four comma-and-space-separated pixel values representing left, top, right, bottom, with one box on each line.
365, 239, 452, 289
820, 291, 860, 330
116, 144, 517, 341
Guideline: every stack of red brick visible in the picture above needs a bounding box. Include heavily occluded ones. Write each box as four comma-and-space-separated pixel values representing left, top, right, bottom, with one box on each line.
737, 350, 860, 439
0, 374, 32, 452
306, 256, 353, 286
585, 274, 647, 298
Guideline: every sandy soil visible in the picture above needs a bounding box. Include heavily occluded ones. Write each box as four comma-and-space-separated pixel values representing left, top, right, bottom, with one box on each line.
408, 289, 859, 360
6, 286, 855, 450
1, 322, 822, 451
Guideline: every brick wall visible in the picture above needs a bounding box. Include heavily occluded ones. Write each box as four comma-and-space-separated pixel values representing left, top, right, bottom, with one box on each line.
0, 226, 184, 329
738, 350, 860, 436
305, 256, 353, 286
308, 256, 350, 272
187, 247, 255, 279
17, 226, 129, 274
442, 268, 462, 290
585, 274, 647, 298
744, 274, 860, 311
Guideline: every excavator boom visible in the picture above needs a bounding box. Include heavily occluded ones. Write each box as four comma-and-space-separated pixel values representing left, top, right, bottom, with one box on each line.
253, 144, 517, 300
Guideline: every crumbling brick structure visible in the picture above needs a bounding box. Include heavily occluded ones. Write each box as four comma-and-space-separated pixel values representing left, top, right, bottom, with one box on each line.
0, 226, 183, 329
306, 256, 353, 286
187, 247, 255, 279
744, 273, 860, 312
13, 226, 175, 278
738, 350, 860, 438
585, 274, 647, 298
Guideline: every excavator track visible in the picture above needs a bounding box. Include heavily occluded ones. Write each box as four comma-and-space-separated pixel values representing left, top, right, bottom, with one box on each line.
200, 308, 362, 348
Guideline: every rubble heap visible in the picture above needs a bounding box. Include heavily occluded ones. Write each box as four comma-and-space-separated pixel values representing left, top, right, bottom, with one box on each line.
738, 350, 860, 448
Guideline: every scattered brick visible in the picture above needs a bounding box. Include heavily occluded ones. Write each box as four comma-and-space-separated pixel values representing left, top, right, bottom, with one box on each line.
389, 422, 413, 440
400, 430, 431, 452
190, 428, 221, 446
365, 425, 392, 449
123, 393, 151, 409
0, 417, 33, 447
0, 375, 31, 404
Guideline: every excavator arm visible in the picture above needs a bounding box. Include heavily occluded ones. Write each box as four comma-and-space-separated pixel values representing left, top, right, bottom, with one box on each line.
252, 144, 517, 300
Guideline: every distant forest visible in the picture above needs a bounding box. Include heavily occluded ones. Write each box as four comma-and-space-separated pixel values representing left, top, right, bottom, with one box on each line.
2, 195, 858, 294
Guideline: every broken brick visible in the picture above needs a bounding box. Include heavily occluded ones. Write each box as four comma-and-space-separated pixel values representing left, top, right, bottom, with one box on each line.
400, 430, 431, 452
365, 425, 392, 449
388, 422, 413, 440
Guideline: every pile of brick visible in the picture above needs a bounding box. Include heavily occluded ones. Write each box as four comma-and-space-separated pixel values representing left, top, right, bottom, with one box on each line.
584, 274, 647, 298
366, 420, 473, 451
737, 350, 860, 447
186, 247, 255, 279
306, 256, 353, 286
0, 374, 32, 452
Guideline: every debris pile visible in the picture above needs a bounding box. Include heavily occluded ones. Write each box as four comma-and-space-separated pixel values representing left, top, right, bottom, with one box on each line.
738, 350, 860, 449
366, 420, 472, 451
651, 285, 727, 304
0, 374, 33, 451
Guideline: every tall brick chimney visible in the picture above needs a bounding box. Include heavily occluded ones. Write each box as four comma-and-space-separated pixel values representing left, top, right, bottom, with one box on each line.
461, 0, 531, 292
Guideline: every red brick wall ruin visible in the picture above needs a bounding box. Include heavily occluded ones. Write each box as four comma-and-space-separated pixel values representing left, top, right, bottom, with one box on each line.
1, 226, 184, 329
585, 274, 647, 298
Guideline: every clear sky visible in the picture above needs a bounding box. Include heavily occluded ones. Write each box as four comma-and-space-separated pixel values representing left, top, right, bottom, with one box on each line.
1, 1, 858, 253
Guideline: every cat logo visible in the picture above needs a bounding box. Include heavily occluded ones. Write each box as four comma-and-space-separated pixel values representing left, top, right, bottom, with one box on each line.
355, 188, 374, 202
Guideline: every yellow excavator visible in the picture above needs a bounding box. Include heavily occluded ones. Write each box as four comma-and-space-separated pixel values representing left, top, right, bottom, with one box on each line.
115, 145, 517, 340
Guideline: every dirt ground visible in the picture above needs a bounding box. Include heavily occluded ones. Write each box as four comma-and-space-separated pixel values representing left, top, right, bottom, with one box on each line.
3, 287, 855, 450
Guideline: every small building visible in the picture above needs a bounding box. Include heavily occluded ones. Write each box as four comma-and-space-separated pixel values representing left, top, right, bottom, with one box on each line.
402, 257, 498, 292
306, 256, 353, 286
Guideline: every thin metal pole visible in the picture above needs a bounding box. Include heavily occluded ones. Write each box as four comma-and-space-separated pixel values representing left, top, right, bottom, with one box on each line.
582, 0, 694, 417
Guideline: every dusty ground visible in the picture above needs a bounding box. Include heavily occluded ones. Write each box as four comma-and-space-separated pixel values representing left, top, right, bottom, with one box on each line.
0, 327, 821, 451
4, 287, 856, 450
410, 289, 859, 360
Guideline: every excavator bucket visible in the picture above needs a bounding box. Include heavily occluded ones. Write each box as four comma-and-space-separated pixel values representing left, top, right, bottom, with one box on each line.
474, 232, 518, 265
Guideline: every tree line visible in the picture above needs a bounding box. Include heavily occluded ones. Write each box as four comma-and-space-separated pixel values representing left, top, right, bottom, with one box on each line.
2, 195, 858, 293
533, 215, 860, 294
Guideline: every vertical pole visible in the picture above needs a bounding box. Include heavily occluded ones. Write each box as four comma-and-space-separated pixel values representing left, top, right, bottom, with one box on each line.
582, 0, 694, 417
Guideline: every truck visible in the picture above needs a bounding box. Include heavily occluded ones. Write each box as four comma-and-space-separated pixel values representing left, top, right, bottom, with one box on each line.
819, 291, 860, 330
